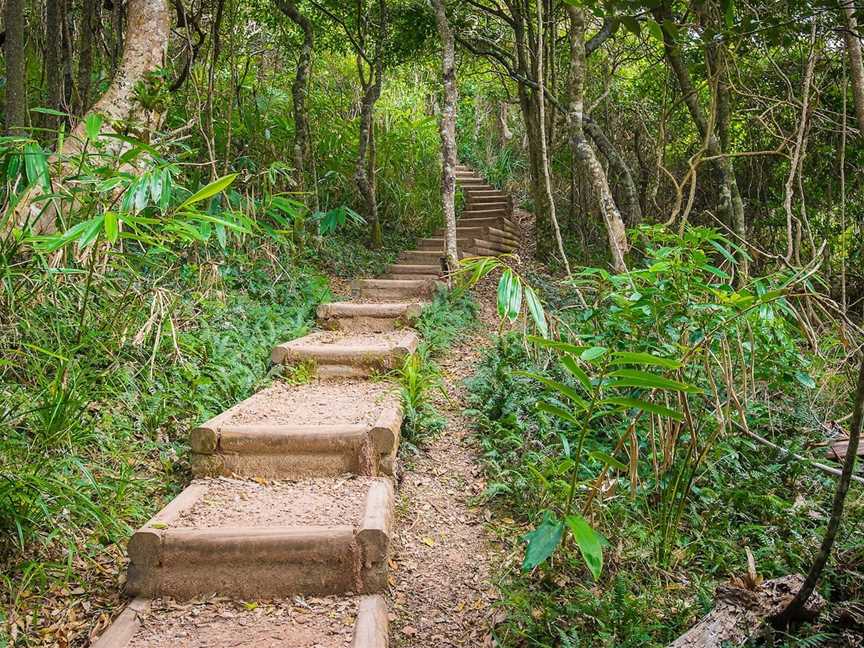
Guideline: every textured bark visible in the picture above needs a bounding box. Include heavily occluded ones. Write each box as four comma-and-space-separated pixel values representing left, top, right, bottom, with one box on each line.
566, 4, 628, 273
3, 0, 27, 132
841, 1, 864, 140
46, 0, 64, 126
655, 2, 748, 281
273, 0, 314, 198
431, 0, 459, 275
669, 575, 823, 647
75, 0, 99, 114
536, 0, 570, 275
584, 118, 642, 225
354, 0, 386, 247
9, 0, 171, 236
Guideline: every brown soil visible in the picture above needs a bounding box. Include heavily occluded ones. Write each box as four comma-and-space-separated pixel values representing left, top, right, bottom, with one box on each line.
388, 274, 502, 647
224, 380, 398, 427
127, 596, 356, 648
171, 477, 375, 529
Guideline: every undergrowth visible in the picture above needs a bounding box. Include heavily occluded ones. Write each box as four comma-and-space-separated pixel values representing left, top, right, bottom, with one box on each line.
395, 288, 478, 447
464, 228, 864, 647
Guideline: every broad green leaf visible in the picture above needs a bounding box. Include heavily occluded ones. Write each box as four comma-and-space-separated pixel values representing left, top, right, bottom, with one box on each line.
588, 450, 628, 472
565, 514, 603, 580
607, 369, 700, 393
522, 512, 564, 570
215, 223, 227, 249
103, 211, 119, 243
497, 269, 521, 322
178, 173, 238, 210
646, 19, 664, 41
84, 113, 103, 141
527, 336, 587, 356
795, 371, 816, 389
608, 351, 682, 369
561, 356, 592, 393
581, 346, 607, 363
600, 396, 684, 421
77, 215, 103, 248
24, 142, 50, 190
536, 401, 583, 426
514, 370, 589, 410
524, 285, 548, 337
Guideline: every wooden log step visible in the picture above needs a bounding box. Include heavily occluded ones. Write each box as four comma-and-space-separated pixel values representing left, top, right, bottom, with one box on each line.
92, 595, 389, 648
352, 278, 443, 301
190, 380, 403, 479
398, 249, 445, 265
467, 199, 510, 209
463, 207, 511, 219
386, 262, 442, 276
383, 273, 441, 281
438, 226, 519, 246
126, 477, 395, 599
468, 189, 507, 197
272, 330, 418, 378
826, 438, 864, 460
455, 217, 518, 234
419, 236, 515, 253
317, 301, 422, 332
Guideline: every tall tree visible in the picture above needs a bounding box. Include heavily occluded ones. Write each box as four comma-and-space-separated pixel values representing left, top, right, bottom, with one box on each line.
8, 0, 171, 236
274, 0, 316, 206
75, 0, 99, 114
3, 0, 28, 132
431, 0, 459, 274
566, 4, 628, 272
45, 0, 64, 125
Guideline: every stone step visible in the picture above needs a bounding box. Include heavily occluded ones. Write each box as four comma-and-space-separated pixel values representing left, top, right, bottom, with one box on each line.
455, 216, 518, 233
126, 477, 395, 599
317, 301, 422, 332
92, 595, 388, 648
418, 237, 515, 253
352, 278, 442, 301
190, 380, 403, 478
435, 226, 518, 246
383, 273, 441, 281
272, 330, 418, 378
385, 263, 442, 276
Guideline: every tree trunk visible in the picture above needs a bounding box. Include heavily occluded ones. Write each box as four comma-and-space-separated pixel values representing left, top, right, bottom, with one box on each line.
274, 0, 315, 203
431, 0, 459, 275
536, 0, 570, 275
841, 1, 864, 138
3, 0, 27, 132
8, 0, 171, 236
566, 4, 628, 273
45, 0, 65, 126
655, 2, 748, 282
75, 0, 98, 115
356, 68, 383, 247
584, 118, 642, 225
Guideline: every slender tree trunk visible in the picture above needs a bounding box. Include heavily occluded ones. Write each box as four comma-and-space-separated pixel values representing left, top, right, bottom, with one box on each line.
778, 353, 864, 622
655, 2, 748, 282
431, 0, 459, 275
75, 0, 98, 114
536, 0, 570, 275
61, 0, 75, 112
3, 0, 28, 132
566, 4, 628, 273
45, 0, 64, 126
841, 1, 864, 137
356, 66, 383, 247
8, 0, 171, 236
584, 118, 642, 225
274, 0, 315, 204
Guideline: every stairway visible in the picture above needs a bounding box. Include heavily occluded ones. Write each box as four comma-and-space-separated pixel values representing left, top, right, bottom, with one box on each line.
91, 165, 514, 648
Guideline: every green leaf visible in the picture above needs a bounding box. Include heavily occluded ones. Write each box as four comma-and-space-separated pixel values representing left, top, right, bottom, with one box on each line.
24, 142, 50, 190
581, 346, 607, 363
527, 336, 586, 356
609, 351, 682, 369
601, 396, 684, 421
646, 19, 664, 42
524, 285, 548, 337
497, 269, 522, 322
795, 371, 816, 389
103, 211, 119, 243
84, 113, 103, 141
607, 369, 700, 393
537, 401, 583, 426
564, 514, 603, 580
588, 450, 628, 472
514, 370, 589, 410
561, 356, 592, 393
178, 173, 238, 210
522, 512, 564, 570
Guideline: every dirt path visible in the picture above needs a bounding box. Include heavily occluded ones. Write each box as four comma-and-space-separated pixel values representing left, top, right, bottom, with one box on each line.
389, 293, 502, 647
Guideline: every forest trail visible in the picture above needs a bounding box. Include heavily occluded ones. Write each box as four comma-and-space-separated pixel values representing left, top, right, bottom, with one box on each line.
90, 167, 514, 647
